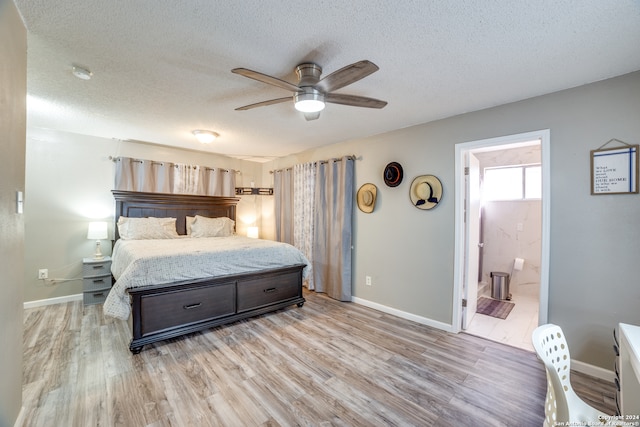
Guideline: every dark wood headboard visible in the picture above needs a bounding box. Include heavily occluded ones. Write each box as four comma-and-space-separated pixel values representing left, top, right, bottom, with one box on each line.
112, 191, 240, 240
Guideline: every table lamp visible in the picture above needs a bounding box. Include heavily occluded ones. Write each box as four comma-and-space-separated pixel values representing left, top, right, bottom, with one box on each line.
87, 221, 108, 259
247, 226, 259, 239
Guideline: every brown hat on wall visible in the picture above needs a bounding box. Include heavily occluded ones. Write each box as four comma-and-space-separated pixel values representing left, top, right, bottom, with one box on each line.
357, 183, 377, 213
383, 162, 403, 187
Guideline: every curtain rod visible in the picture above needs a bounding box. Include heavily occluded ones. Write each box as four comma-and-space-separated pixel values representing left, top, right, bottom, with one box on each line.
109, 156, 241, 173
270, 155, 358, 174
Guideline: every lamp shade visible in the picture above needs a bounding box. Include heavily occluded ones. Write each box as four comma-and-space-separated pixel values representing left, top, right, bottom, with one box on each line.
87, 221, 108, 240
247, 226, 259, 239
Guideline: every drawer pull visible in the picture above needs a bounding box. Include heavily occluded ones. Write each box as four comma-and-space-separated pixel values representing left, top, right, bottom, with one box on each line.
92, 265, 103, 269
92, 292, 105, 297
263, 287, 278, 294
92, 279, 105, 284
183, 303, 202, 310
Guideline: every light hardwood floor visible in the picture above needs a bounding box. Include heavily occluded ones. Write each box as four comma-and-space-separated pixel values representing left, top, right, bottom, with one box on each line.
21, 290, 616, 426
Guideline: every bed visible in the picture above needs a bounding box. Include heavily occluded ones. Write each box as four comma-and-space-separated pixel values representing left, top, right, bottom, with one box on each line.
106, 190, 307, 354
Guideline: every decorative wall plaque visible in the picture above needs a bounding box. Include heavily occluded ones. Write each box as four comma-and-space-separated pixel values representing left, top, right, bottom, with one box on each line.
590, 140, 638, 195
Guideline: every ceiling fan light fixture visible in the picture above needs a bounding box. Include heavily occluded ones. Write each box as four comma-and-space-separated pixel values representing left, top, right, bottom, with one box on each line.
233, 60, 385, 116
294, 91, 325, 113
192, 129, 219, 144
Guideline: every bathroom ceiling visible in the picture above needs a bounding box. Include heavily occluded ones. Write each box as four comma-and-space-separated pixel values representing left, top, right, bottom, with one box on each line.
14, 1, 640, 162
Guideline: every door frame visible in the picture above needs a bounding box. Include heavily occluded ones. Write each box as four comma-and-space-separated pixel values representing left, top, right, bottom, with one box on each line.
462, 152, 481, 329
452, 129, 551, 333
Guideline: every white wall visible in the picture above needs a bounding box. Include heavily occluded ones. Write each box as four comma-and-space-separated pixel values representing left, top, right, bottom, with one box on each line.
23, 129, 263, 302
0, 0, 26, 424
262, 71, 640, 370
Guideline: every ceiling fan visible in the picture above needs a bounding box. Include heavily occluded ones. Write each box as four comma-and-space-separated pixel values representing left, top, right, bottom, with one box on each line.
231, 60, 387, 121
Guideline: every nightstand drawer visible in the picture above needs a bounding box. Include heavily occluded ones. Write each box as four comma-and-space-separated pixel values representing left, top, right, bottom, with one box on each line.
82, 260, 112, 277
83, 289, 110, 305
83, 257, 112, 306
83, 276, 112, 292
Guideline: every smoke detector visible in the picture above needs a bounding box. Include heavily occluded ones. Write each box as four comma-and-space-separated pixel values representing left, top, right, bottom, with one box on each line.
72, 66, 92, 80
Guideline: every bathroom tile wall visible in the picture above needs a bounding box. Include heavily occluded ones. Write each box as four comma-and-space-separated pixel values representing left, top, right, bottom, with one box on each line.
475, 145, 542, 288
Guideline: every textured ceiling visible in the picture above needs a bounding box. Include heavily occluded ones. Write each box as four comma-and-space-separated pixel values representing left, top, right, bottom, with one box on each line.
15, 1, 640, 162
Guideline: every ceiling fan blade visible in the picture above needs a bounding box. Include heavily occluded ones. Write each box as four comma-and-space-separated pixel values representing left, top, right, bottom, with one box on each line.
304, 112, 320, 121
232, 68, 300, 93
316, 60, 379, 93
235, 97, 292, 111
325, 93, 387, 109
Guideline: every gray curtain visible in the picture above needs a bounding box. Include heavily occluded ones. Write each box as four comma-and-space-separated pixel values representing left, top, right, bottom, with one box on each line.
312, 157, 354, 301
114, 158, 173, 193
273, 168, 294, 244
222, 168, 236, 197
114, 157, 135, 191
114, 156, 234, 196
153, 161, 173, 193
202, 167, 236, 197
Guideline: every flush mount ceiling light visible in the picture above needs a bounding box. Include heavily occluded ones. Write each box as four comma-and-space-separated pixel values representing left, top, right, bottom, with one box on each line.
72, 65, 93, 80
294, 89, 325, 113
192, 130, 219, 144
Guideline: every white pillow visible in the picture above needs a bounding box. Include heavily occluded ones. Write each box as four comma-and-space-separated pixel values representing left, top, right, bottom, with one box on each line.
190, 215, 235, 238
117, 217, 179, 240
186, 216, 195, 235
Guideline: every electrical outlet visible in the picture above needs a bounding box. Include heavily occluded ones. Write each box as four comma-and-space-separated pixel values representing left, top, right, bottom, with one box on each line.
365, 276, 372, 286
38, 269, 48, 279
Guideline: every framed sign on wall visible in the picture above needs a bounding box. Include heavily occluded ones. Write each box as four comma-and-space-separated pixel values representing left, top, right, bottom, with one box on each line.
590, 140, 638, 195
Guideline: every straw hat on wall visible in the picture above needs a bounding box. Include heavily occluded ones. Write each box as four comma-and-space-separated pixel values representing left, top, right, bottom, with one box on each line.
357, 183, 377, 213
409, 175, 443, 210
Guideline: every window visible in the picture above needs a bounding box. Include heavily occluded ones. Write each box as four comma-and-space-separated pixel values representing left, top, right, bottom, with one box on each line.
483, 164, 541, 201
524, 166, 542, 199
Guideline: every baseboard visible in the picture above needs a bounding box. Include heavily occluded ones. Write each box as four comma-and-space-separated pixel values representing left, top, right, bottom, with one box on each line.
351, 296, 455, 333
23, 293, 83, 309
571, 359, 615, 383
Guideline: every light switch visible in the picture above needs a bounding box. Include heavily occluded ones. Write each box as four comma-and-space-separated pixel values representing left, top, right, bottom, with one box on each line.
16, 191, 23, 214
517, 222, 524, 232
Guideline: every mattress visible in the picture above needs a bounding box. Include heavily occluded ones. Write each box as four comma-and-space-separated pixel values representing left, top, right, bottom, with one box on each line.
103, 236, 310, 320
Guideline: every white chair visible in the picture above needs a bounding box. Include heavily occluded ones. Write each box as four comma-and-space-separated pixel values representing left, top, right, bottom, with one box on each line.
532, 324, 610, 427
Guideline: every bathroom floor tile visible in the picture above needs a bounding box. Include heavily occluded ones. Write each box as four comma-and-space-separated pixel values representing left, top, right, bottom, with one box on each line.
465, 282, 540, 352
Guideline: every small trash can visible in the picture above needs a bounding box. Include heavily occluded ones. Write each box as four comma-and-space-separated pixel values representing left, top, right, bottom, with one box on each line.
490, 271, 510, 300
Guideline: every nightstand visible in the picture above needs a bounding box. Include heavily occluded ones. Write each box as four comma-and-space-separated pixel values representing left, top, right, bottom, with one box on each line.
82, 256, 112, 305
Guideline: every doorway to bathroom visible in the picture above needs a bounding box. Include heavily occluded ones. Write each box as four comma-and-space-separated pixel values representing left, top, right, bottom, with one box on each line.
452, 130, 550, 352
